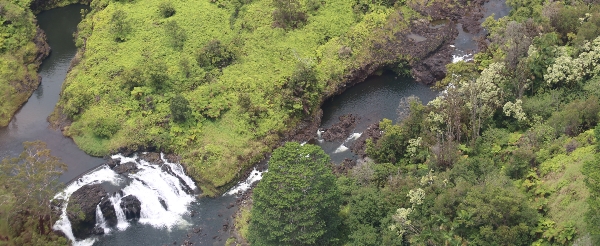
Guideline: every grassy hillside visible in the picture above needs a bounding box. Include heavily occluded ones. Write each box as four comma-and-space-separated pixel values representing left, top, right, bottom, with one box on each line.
51, 0, 430, 195
0, 0, 45, 126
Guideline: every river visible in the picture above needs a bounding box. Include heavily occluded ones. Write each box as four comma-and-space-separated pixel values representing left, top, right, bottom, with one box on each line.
0, 5, 105, 183
0, 1, 509, 245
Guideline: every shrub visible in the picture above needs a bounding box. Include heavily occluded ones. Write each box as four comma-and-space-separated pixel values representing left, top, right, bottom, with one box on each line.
272, 0, 307, 29
158, 1, 175, 18
109, 9, 130, 42
91, 116, 120, 138
170, 94, 191, 122
164, 20, 186, 50
196, 39, 235, 69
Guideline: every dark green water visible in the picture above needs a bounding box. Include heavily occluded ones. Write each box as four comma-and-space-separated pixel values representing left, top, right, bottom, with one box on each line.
318, 72, 438, 163
0, 4, 105, 183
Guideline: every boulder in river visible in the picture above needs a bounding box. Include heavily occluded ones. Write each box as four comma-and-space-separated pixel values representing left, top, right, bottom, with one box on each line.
321, 114, 358, 142
99, 196, 117, 227
120, 195, 141, 220
67, 184, 106, 239
113, 161, 138, 174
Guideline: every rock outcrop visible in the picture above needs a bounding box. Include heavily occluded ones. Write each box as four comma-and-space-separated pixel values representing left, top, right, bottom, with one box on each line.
321, 114, 358, 142
113, 161, 138, 174
120, 195, 141, 220
99, 196, 117, 227
67, 184, 106, 239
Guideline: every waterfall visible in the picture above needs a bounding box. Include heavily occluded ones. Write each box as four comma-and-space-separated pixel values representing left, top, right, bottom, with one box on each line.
95, 204, 110, 234
109, 193, 129, 231
53, 166, 120, 246
53, 153, 197, 244
334, 144, 349, 153
225, 167, 267, 196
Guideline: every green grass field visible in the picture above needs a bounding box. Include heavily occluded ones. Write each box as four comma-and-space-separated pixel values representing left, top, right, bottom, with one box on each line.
52, 0, 417, 195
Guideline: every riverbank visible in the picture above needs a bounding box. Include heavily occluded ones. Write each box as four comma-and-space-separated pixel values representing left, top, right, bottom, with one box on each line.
0, 0, 50, 126
46, 0, 490, 197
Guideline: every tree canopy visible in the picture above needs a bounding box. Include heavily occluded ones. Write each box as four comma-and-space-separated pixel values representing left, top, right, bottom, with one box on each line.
248, 142, 341, 245
0, 141, 68, 245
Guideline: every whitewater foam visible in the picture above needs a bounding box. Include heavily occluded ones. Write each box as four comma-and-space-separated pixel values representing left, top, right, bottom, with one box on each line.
225, 167, 266, 196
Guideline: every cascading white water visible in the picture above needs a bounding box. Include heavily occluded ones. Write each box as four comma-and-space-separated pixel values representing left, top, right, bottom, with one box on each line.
225, 167, 267, 196
108, 193, 129, 231
53, 153, 197, 245
119, 157, 196, 229
95, 204, 110, 234
333, 132, 363, 153
53, 166, 121, 246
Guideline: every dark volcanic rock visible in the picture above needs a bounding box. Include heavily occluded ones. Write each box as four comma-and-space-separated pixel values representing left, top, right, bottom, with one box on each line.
333, 158, 357, 175
113, 161, 138, 174
120, 195, 141, 220
99, 197, 117, 227
106, 158, 119, 169
139, 152, 163, 164
321, 114, 358, 142
160, 164, 193, 194
351, 123, 383, 158
91, 226, 105, 236
67, 184, 106, 239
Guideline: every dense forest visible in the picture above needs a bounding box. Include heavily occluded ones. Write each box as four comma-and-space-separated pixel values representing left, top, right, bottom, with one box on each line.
1, 0, 600, 244
236, 0, 600, 245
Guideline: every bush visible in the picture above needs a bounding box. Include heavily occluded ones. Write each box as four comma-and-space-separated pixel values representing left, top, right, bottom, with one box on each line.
158, 1, 175, 18
164, 20, 186, 50
196, 39, 235, 69
91, 116, 120, 138
272, 0, 307, 29
109, 9, 130, 42
170, 94, 190, 122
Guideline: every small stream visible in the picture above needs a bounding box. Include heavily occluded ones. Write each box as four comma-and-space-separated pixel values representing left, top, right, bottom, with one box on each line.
452, 0, 510, 62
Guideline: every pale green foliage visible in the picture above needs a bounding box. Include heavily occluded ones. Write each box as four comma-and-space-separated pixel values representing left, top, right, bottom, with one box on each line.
419, 169, 436, 186
390, 187, 426, 237
544, 47, 582, 86
406, 137, 421, 157
408, 188, 425, 205
504, 99, 528, 122
389, 207, 413, 236
545, 37, 600, 87
460, 62, 505, 138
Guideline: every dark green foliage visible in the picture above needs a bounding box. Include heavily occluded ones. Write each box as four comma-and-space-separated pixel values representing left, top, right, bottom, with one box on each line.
547, 96, 600, 136
120, 67, 145, 90
90, 116, 120, 138
345, 186, 390, 245
146, 58, 170, 90
196, 39, 235, 69
158, 1, 175, 18
272, 0, 307, 29
0, 141, 69, 245
170, 94, 190, 122
109, 9, 130, 42
281, 61, 320, 116
436, 175, 538, 245
248, 142, 341, 245
164, 20, 186, 50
